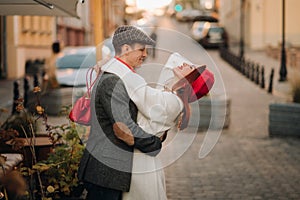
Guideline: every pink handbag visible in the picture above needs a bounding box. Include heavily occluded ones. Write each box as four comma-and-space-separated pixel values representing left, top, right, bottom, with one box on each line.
69, 67, 99, 125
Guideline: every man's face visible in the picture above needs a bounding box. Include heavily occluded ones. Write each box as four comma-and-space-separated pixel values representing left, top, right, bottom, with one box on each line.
126, 43, 148, 68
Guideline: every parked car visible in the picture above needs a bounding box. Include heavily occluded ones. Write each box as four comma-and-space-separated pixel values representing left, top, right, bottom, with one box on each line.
56, 38, 114, 87
191, 22, 228, 48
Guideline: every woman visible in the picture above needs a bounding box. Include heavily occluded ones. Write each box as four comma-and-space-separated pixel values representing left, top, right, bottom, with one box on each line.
114, 54, 214, 200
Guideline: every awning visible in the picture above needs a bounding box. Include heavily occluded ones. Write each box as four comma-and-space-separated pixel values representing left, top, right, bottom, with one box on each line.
0, 0, 79, 18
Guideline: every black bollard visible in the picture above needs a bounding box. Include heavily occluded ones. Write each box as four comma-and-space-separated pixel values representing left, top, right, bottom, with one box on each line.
241, 57, 245, 73
244, 61, 250, 78
251, 63, 255, 81
244, 60, 248, 76
247, 61, 252, 79
23, 76, 30, 108
261, 66, 265, 89
240, 58, 244, 74
268, 68, 274, 93
234, 55, 239, 69
33, 74, 39, 87
12, 81, 20, 114
255, 64, 260, 85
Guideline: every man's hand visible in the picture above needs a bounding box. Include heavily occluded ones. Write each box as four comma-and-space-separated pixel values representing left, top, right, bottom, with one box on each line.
160, 130, 168, 143
113, 122, 134, 146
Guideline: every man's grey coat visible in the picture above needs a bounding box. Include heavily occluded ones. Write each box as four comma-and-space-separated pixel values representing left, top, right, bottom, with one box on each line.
78, 72, 162, 192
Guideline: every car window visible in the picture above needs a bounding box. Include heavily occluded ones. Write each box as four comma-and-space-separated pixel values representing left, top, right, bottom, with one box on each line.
209, 27, 224, 33
207, 27, 225, 40
56, 47, 96, 69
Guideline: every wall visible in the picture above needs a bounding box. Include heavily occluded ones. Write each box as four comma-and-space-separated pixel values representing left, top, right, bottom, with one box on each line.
285, 0, 300, 46
6, 16, 55, 79
263, 0, 281, 48
219, 0, 240, 44
248, 0, 264, 49
57, 1, 91, 46
219, 0, 300, 50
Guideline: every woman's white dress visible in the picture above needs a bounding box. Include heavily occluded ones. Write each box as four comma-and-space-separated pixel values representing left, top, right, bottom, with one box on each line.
123, 53, 192, 200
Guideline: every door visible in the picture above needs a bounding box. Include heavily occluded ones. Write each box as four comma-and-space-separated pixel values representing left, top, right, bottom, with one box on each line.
0, 16, 7, 79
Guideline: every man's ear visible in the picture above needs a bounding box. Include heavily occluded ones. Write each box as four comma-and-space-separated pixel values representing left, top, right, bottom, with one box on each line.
122, 44, 131, 53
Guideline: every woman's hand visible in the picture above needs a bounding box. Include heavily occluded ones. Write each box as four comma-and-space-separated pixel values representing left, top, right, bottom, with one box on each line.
113, 122, 134, 146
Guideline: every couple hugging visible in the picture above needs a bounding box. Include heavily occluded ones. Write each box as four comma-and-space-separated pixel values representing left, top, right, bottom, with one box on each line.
78, 25, 214, 200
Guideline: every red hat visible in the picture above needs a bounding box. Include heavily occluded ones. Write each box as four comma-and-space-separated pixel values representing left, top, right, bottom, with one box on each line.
171, 64, 214, 130
172, 65, 214, 103
189, 67, 214, 102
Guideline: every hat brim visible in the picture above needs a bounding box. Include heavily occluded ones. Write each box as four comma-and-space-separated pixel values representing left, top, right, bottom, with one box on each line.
172, 65, 206, 91
188, 68, 214, 102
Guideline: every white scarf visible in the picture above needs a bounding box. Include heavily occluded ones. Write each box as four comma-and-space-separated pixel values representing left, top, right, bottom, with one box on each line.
101, 57, 183, 136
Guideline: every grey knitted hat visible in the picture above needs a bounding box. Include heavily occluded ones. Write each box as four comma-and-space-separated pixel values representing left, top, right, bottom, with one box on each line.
112, 25, 156, 48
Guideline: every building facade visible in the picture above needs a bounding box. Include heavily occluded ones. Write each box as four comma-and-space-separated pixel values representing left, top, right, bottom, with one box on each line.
219, 0, 300, 50
0, 0, 125, 79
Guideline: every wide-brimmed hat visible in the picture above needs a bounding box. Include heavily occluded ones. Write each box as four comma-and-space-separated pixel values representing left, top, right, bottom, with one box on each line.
172, 65, 214, 103
112, 25, 156, 48
189, 67, 214, 102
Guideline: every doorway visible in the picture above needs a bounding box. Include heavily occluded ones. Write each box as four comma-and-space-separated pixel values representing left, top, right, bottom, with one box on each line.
0, 16, 7, 79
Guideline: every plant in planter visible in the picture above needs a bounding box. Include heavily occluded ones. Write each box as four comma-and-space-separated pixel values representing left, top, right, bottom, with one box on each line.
0, 86, 54, 199
1, 84, 86, 199
1, 98, 37, 139
290, 74, 300, 103
20, 106, 86, 200
6, 109, 85, 199
1, 85, 50, 152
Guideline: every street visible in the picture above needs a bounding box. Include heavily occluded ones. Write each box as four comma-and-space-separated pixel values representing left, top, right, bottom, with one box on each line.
137, 16, 300, 200
0, 15, 299, 200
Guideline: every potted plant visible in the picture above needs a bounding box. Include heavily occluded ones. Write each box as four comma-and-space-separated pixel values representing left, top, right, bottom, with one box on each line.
290, 74, 300, 103
0, 88, 47, 200
1, 84, 86, 199
21, 121, 85, 200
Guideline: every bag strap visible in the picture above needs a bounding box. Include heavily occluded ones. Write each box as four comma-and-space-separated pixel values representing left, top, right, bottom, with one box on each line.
86, 66, 101, 98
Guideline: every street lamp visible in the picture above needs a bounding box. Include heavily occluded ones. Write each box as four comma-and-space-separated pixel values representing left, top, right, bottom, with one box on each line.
239, 0, 245, 59
279, 0, 287, 82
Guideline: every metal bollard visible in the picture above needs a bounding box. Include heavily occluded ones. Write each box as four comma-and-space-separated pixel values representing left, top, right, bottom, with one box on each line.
268, 68, 274, 93
239, 57, 245, 73
240, 58, 245, 75
33, 74, 39, 87
251, 63, 255, 81
260, 66, 265, 89
12, 81, 20, 114
246, 61, 250, 78
23, 76, 30, 108
255, 64, 260, 85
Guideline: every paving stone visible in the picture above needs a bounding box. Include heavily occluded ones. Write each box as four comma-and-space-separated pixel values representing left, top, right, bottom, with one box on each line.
164, 49, 300, 199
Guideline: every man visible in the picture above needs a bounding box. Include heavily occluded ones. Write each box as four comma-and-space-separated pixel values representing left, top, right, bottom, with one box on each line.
42, 41, 61, 91
78, 25, 183, 199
